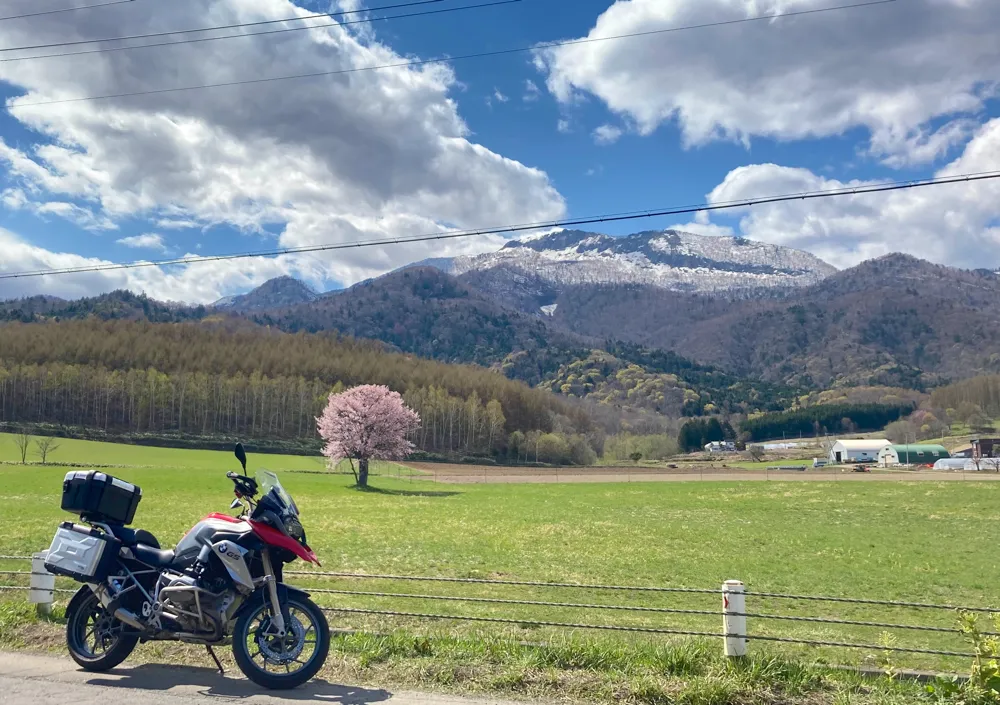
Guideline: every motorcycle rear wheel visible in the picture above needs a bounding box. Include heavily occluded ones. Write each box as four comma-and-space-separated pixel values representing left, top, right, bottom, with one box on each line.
65, 586, 139, 672
231, 593, 330, 690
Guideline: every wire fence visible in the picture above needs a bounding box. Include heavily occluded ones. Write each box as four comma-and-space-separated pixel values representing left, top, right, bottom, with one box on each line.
2, 554, 993, 663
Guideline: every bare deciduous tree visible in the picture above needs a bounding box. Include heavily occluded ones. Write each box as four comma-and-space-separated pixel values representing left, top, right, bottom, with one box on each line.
14, 433, 31, 464
35, 437, 60, 465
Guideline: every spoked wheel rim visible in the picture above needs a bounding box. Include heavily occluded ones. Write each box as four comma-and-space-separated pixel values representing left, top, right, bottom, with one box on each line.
68, 594, 126, 662
241, 602, 321, 677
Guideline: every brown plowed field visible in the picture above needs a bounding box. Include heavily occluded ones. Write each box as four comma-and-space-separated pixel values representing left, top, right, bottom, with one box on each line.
403, 462, 1000, 484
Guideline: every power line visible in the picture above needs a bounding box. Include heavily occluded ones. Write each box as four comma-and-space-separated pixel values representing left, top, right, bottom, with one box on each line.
0, 0, 134, 22
7, 0, 900, 109
0, 0, 444, 54
2, 170, 996, 281
0, 0, 518, 64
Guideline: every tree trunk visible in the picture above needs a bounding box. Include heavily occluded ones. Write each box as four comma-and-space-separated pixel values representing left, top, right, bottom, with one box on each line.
358, 458, 370, 488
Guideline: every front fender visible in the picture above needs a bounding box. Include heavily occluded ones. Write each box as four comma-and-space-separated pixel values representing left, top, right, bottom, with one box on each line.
232, 583, 311, 622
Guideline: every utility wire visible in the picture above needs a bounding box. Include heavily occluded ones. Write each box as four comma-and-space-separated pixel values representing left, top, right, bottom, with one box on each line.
0, 0, 134, 22
0, 0, 519, 64
0, 0, 445, 54
2, 170, 996, 281
7, 0, 900, 108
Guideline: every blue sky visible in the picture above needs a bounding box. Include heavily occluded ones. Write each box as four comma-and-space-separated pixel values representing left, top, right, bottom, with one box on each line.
0, 0, 998, 302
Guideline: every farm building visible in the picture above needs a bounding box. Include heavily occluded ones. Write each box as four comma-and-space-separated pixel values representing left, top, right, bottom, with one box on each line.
828, 439, 890, 464
879, 444, 950, 467
704, 441, 737, 453
972, 438, 1000, 459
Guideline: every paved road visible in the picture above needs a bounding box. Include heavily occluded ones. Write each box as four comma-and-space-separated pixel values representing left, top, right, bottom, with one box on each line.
0, 652, 527, 705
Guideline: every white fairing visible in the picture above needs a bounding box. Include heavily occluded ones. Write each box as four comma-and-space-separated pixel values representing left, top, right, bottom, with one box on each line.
213, 540, 254, 592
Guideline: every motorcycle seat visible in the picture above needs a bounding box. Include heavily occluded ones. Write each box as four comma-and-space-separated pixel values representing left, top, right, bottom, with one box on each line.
133, 543, 176, 568
109, 525, 161, 549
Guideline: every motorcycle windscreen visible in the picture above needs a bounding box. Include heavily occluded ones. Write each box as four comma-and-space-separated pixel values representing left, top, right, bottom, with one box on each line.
249, 520, 320, 565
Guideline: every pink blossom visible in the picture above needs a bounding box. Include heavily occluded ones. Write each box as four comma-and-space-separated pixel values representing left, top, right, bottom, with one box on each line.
316, 384, 421, 465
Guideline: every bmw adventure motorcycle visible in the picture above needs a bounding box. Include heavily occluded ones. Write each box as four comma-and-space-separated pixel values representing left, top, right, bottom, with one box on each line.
44, 443, 330, 690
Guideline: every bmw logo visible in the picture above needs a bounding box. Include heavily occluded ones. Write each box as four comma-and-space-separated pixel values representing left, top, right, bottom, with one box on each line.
218, 543, 228, 553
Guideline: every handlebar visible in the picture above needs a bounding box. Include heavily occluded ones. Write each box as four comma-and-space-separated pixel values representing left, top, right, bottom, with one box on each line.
227, 472, 259, 498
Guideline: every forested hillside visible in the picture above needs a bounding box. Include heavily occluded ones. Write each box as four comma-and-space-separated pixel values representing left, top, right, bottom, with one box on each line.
739, 402, 916, 442
930, 374, 1000, 418
249, 267, 587, 386
0, 272, 797, 418
549, 255, 1000, 389
0, 320, 595, 459
0, 290, 206, 323
539, 345, 796, 417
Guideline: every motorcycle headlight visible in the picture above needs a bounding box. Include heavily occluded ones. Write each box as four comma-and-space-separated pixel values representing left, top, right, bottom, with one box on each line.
285, 517, 305, 543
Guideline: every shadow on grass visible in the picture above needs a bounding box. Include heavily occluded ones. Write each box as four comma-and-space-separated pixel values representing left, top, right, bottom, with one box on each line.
352, 484, 461, 498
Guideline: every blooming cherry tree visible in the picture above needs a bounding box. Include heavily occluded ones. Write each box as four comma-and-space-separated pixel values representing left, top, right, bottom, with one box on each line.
317, 384, 421, 487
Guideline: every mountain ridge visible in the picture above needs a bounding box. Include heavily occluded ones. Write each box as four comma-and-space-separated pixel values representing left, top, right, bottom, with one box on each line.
213, 275, 319, 312
437, 229, 837, 300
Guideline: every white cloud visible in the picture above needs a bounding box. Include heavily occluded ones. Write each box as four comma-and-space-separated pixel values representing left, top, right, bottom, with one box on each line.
592, 124, 623, 146
538, 0, 1000, 166
116, 233, 166, 251
0, 0, 565, 301
154, 218, 202, 230
493, 88, 509, 103
0, 227, 296, 303
685, 118, 1000, 269
557, 118, 571, 133
1, 185, 116, 231
523, 79, 541, 102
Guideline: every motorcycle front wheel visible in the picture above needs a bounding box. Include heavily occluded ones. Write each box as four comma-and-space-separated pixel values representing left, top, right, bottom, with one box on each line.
231, 592, 330, 690
65, 586, 139, 672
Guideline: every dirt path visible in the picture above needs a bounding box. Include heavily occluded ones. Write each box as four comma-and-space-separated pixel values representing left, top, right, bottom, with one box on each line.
404, 463, 1000, 484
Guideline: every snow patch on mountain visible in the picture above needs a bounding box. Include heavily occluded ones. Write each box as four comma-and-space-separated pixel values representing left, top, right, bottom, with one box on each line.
449, 229, 836, 293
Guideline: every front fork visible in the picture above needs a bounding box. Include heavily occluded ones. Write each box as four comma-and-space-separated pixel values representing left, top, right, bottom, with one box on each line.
261, 549, 286, 635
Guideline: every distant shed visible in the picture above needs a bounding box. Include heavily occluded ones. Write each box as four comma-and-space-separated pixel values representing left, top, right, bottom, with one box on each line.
829, 439, 890, 464
879, 444, 950, 467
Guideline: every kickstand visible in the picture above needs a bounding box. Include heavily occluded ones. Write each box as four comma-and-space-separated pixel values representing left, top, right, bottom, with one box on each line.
206, 645, 225, 675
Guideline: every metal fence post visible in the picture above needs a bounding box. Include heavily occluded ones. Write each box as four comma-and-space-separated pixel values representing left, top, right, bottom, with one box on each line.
29, 551, 55, 616
723, 580, 747, 657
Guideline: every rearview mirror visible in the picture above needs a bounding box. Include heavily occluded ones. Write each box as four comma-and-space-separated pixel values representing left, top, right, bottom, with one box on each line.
235, 443, 247, 475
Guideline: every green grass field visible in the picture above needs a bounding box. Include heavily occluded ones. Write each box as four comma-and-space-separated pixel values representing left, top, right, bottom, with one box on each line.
0, 432, 326, 471
0, 433, 997, 701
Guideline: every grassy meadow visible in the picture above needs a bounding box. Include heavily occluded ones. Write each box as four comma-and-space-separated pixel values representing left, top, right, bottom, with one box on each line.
1, 433, 998, 701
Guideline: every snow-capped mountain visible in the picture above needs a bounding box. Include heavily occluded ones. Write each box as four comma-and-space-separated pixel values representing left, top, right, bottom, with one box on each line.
438, 229, 836, 294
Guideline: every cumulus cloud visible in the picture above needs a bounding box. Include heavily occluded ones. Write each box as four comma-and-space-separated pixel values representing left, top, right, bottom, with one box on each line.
538, 0, 1000, 166
523, 79, 540, 102
679, 118, 1000, 269
592, 124, 623, 145
0, 0, 564, 301
116, 233, 166, 250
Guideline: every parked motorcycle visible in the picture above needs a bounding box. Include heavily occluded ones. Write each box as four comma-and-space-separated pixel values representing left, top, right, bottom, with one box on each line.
44, 443, 330, 690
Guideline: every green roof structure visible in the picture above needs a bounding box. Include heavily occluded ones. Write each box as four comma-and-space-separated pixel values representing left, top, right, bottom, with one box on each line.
882, 444, 950, 465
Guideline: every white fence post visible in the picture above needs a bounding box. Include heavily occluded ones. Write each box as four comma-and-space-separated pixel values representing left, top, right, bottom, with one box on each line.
29, 551, 55, 616
723, 579, 747, 657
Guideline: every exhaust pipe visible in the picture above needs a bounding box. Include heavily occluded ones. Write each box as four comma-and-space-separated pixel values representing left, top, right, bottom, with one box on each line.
113, 607, 145, 630
89, 583, 146, 631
